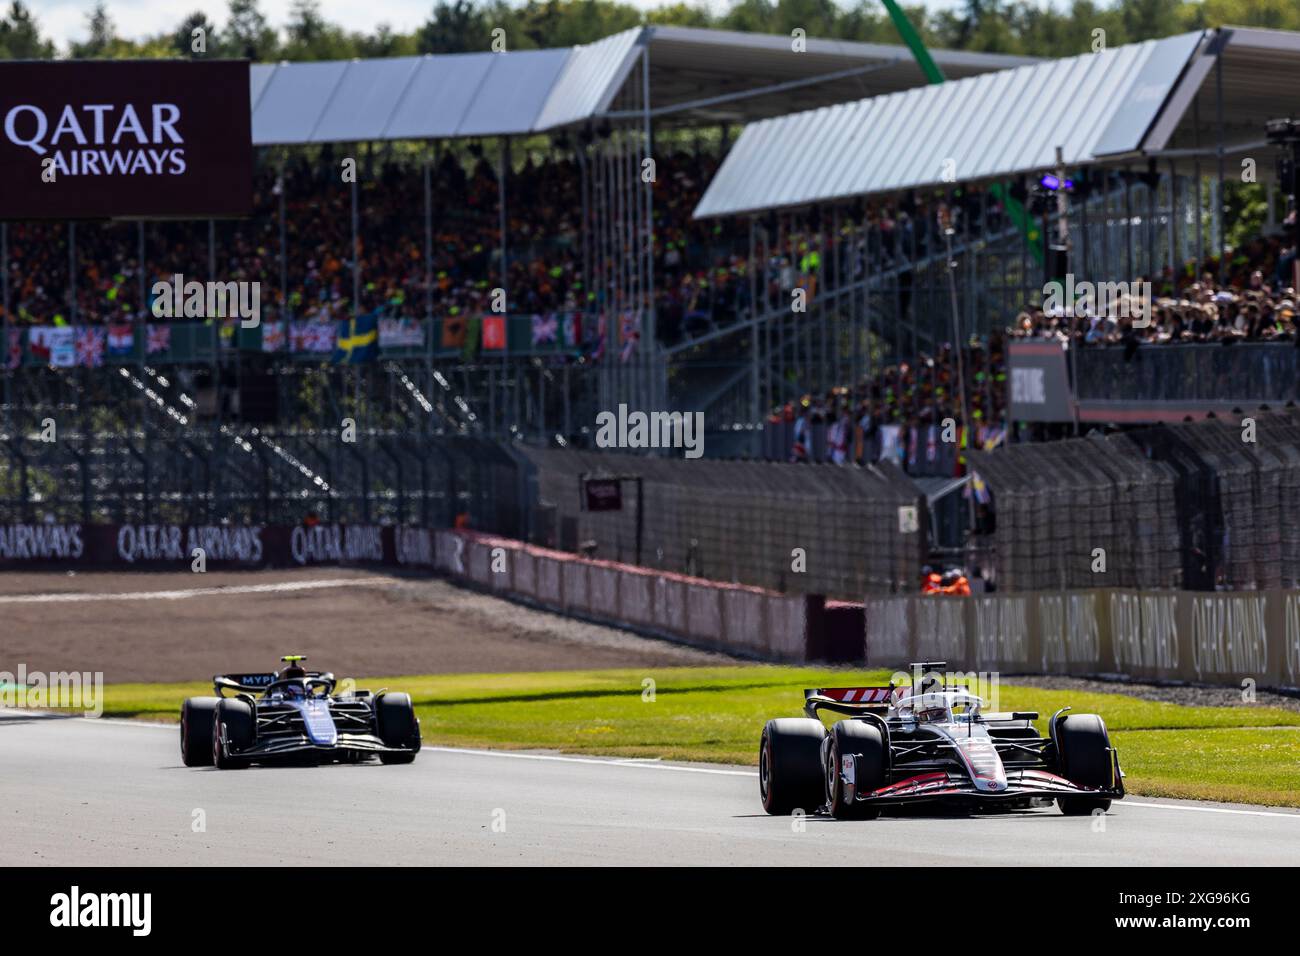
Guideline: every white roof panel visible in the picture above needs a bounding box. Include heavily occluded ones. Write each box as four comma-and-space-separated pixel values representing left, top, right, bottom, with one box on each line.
252, 60, 348, 145
249, 62, 275, 111
312, 57, 423, 142
382, 53, 495, 139
455, 48, 572, 136
694, 31, 1207, 217
534, 29, 643, 131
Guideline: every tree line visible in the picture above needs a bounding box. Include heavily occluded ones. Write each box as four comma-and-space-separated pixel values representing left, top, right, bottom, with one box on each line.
1, 0, 1297, 62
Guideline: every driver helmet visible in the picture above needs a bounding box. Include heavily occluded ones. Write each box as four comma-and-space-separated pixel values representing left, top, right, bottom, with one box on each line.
917, 704, 950, 723
280, 656, 307, 680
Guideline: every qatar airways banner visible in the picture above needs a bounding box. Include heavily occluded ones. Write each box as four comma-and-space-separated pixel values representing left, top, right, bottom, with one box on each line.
0, 60, 252, 219
0, 523, 443, 570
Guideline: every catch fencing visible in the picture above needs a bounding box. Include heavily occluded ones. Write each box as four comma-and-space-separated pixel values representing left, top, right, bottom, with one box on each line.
520, 446, 924, 598
970, 412, 1300, 593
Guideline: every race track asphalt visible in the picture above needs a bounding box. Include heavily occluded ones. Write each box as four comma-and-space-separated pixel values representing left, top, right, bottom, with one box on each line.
4, 711, 1297, 866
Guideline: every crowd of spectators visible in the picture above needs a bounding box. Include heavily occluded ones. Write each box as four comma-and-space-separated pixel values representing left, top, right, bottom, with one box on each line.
768, 218, 1300, 468
1010, 226, 1300, 350
767, 337, 1007, 473
0, 147, 745, 335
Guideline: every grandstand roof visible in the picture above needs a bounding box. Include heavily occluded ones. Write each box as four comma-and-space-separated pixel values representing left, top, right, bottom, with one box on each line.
248, 27, 1032, 145
694, 26, 1300, 218
1143, 27, 1300, 164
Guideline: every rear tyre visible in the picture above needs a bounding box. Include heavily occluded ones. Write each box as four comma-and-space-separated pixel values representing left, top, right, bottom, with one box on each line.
212, 699, 254, 770
759, 718, 825, 815
1056, 713, 1114, 816
827, 720, 884, 820
375, 692, 420, 765
180, 697, 218, 767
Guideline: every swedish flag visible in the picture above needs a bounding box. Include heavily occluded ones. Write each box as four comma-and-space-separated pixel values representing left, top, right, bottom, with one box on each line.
332, 312, 379, 364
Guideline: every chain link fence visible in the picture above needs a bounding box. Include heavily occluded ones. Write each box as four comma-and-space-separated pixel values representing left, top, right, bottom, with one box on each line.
521, 447, 923, 597
970, 412, 1300, 592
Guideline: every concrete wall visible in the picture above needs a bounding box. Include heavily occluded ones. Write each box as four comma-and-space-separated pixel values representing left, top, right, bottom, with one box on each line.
434, 530, 812, 662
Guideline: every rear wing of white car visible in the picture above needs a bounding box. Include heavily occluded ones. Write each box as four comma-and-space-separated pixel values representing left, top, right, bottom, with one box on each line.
802, 662, 969, 720
803, 686, 900, 719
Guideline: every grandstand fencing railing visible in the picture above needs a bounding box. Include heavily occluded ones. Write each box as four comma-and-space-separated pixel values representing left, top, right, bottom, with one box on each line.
1076, 342, 1300, 406
0, 410, 524, 537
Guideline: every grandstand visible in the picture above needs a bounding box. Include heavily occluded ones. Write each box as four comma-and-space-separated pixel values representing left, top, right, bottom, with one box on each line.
1, 25, 1026, 531
4, 22, 1300, 601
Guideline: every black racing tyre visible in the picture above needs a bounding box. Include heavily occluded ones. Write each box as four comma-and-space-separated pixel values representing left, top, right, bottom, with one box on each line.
759, 718, 825, 815
213, 699, 254, 770
827, 720, 884, 820
180, 697, 218, 767
375, 692, 420, 765
1056, 713, 1114, 815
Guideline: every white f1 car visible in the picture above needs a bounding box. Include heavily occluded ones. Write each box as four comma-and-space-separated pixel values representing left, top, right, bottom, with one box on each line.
760, 662, 1124, 818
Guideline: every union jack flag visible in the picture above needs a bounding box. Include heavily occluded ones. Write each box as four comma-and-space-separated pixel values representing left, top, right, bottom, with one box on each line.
75, 327, 106, 368
291, 320, 335, 353
146, 324, 172, 355
531, 313, 557, 346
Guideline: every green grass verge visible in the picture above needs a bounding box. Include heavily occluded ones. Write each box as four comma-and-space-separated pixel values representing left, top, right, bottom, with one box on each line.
86, 665, 1300, 808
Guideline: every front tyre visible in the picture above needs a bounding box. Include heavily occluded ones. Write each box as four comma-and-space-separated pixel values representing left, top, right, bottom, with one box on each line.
180, 697, 219, 767
827, 720, 884, 820
375, 692, 420, 765
1056, 713, 1114, 816
759, 718, 825, 815
212, 699, 254, 770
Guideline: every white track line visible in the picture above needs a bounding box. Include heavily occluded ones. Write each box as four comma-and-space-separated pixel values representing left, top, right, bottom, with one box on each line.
0, 579, 384, 604
1121, 800, 1300, 819
422, 745, 756, 776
